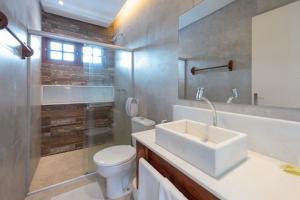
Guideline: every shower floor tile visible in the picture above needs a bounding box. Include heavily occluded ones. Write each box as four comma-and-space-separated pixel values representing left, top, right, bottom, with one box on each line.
29, 144, 113, 192
29, 148, 87, 192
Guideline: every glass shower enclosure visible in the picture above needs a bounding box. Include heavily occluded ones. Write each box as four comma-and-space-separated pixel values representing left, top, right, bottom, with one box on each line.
82, 44, 133, 173
28, 30, 133, 191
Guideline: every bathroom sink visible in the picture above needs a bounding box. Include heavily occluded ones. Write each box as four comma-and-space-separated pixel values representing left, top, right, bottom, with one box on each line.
155, 120, 247, 177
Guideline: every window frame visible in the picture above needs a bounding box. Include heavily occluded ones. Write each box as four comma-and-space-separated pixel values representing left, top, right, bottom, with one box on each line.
82, 46, 103, 65
43, 38, 81, 65
42, 38, 104, 66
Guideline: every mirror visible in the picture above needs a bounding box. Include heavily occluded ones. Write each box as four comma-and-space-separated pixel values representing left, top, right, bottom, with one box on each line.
178, 0, 300, 109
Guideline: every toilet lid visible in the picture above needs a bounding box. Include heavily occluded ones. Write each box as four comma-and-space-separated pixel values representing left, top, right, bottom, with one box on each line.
94, 145, 136, 167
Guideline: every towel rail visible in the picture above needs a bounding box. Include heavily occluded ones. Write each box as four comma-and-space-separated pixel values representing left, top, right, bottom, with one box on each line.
0, 11, 34, 59
191, 60, 233, 75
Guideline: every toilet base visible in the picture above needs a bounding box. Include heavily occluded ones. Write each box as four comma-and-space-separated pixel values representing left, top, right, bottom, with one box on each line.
93, 145, 136, 200
106, 174, 132, 199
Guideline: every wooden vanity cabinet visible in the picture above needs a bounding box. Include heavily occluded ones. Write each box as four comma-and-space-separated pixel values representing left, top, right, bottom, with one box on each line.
136, 141, 219, 200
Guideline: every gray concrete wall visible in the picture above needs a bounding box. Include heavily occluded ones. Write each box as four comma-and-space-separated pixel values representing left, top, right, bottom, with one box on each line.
113, 50, 133, 145
179, 0, 298, 104
113, 0, 300, 123
27, 34, 42, 191
0, 0, 41, 199
179, 0, 254, 104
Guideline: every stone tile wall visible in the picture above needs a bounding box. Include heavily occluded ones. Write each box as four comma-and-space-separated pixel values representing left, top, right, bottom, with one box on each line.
41, 103, 113, 156
41, 48, 115, 86
42, 12, 114, 44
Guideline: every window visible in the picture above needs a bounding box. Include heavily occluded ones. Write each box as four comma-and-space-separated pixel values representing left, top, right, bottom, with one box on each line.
82, 46, 102, 64
49, 41, 75, 62
43, 38, 103, 66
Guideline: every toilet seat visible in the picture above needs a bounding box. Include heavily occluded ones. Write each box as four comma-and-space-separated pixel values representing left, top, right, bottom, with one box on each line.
94, 145, 136, 167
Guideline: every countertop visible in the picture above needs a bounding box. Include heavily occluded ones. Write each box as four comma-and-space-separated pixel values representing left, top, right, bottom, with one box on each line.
132, 130, 300, 200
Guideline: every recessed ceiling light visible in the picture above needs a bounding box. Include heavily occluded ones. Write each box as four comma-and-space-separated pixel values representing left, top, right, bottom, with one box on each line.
58, 0, 64, 5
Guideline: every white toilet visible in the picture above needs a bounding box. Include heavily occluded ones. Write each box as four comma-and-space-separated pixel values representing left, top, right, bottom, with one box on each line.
94, 117, 155, 199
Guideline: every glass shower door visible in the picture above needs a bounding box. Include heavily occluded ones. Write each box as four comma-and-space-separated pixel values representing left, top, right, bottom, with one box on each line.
82, 44, 133, 174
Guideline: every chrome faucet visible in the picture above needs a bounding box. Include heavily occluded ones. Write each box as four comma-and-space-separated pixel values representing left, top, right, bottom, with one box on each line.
227, 88, 239, 104
196, 88, 218, 126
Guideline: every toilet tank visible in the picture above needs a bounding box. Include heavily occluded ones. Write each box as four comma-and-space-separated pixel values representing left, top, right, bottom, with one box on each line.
131, 117, 156, 133
131, 117, 155, 147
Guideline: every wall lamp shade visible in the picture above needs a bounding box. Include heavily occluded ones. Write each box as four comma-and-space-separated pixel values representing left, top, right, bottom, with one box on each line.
0, 11, 34, 59
0, 11, 8, 29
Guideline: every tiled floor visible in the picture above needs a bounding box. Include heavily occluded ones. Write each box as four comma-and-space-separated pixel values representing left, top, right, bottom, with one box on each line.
26, 174, 132, 200
29, 149, 87, 192
30, 144, 113, 191
26, 174, 101, 200
28, 141, 132, 200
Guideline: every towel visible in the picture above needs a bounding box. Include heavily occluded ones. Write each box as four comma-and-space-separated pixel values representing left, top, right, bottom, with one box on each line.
159, 178, 188, 200
132, 177, 138, 200
137, 158, 164, 200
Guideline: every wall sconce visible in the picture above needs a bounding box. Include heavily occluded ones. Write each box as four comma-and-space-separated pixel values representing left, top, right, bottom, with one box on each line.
0, 11, 34, 59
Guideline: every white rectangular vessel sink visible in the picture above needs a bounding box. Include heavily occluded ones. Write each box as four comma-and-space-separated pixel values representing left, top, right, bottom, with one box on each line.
155, 120, 247, 178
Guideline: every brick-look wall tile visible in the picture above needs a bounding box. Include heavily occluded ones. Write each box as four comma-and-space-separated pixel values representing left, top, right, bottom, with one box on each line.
42, 12, 114, 44
41, 12, 115, 156
41, 103, 114, 156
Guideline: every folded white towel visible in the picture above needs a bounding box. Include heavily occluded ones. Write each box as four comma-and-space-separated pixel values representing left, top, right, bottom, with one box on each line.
159, 178, 188, 200
137, 158, 164, 200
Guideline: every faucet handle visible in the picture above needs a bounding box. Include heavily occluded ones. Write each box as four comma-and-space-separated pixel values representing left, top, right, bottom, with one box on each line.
232, 88, 239, 98
196, 87, 204, 100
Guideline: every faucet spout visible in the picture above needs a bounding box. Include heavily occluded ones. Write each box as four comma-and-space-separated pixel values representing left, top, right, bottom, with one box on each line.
196, 88, 218, 126
200, 97, 217, 126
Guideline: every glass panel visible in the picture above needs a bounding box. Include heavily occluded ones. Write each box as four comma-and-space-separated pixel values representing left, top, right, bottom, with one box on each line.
93, 56, 102, 64
63, 44, 74, 52
37, 39, 133, 188
83, 47, 102, 64
50, 51, 62, 60
32, 36, 132, 192
83, 44, 133, 174
82, 46, 92, 55
83, 55, 93, 63
63, 53, 74, 62
93, 48, 102, 56
50, 41, 62, 51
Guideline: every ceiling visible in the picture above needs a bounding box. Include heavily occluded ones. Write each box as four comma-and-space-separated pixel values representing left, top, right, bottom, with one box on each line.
40, 0, 127, 27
